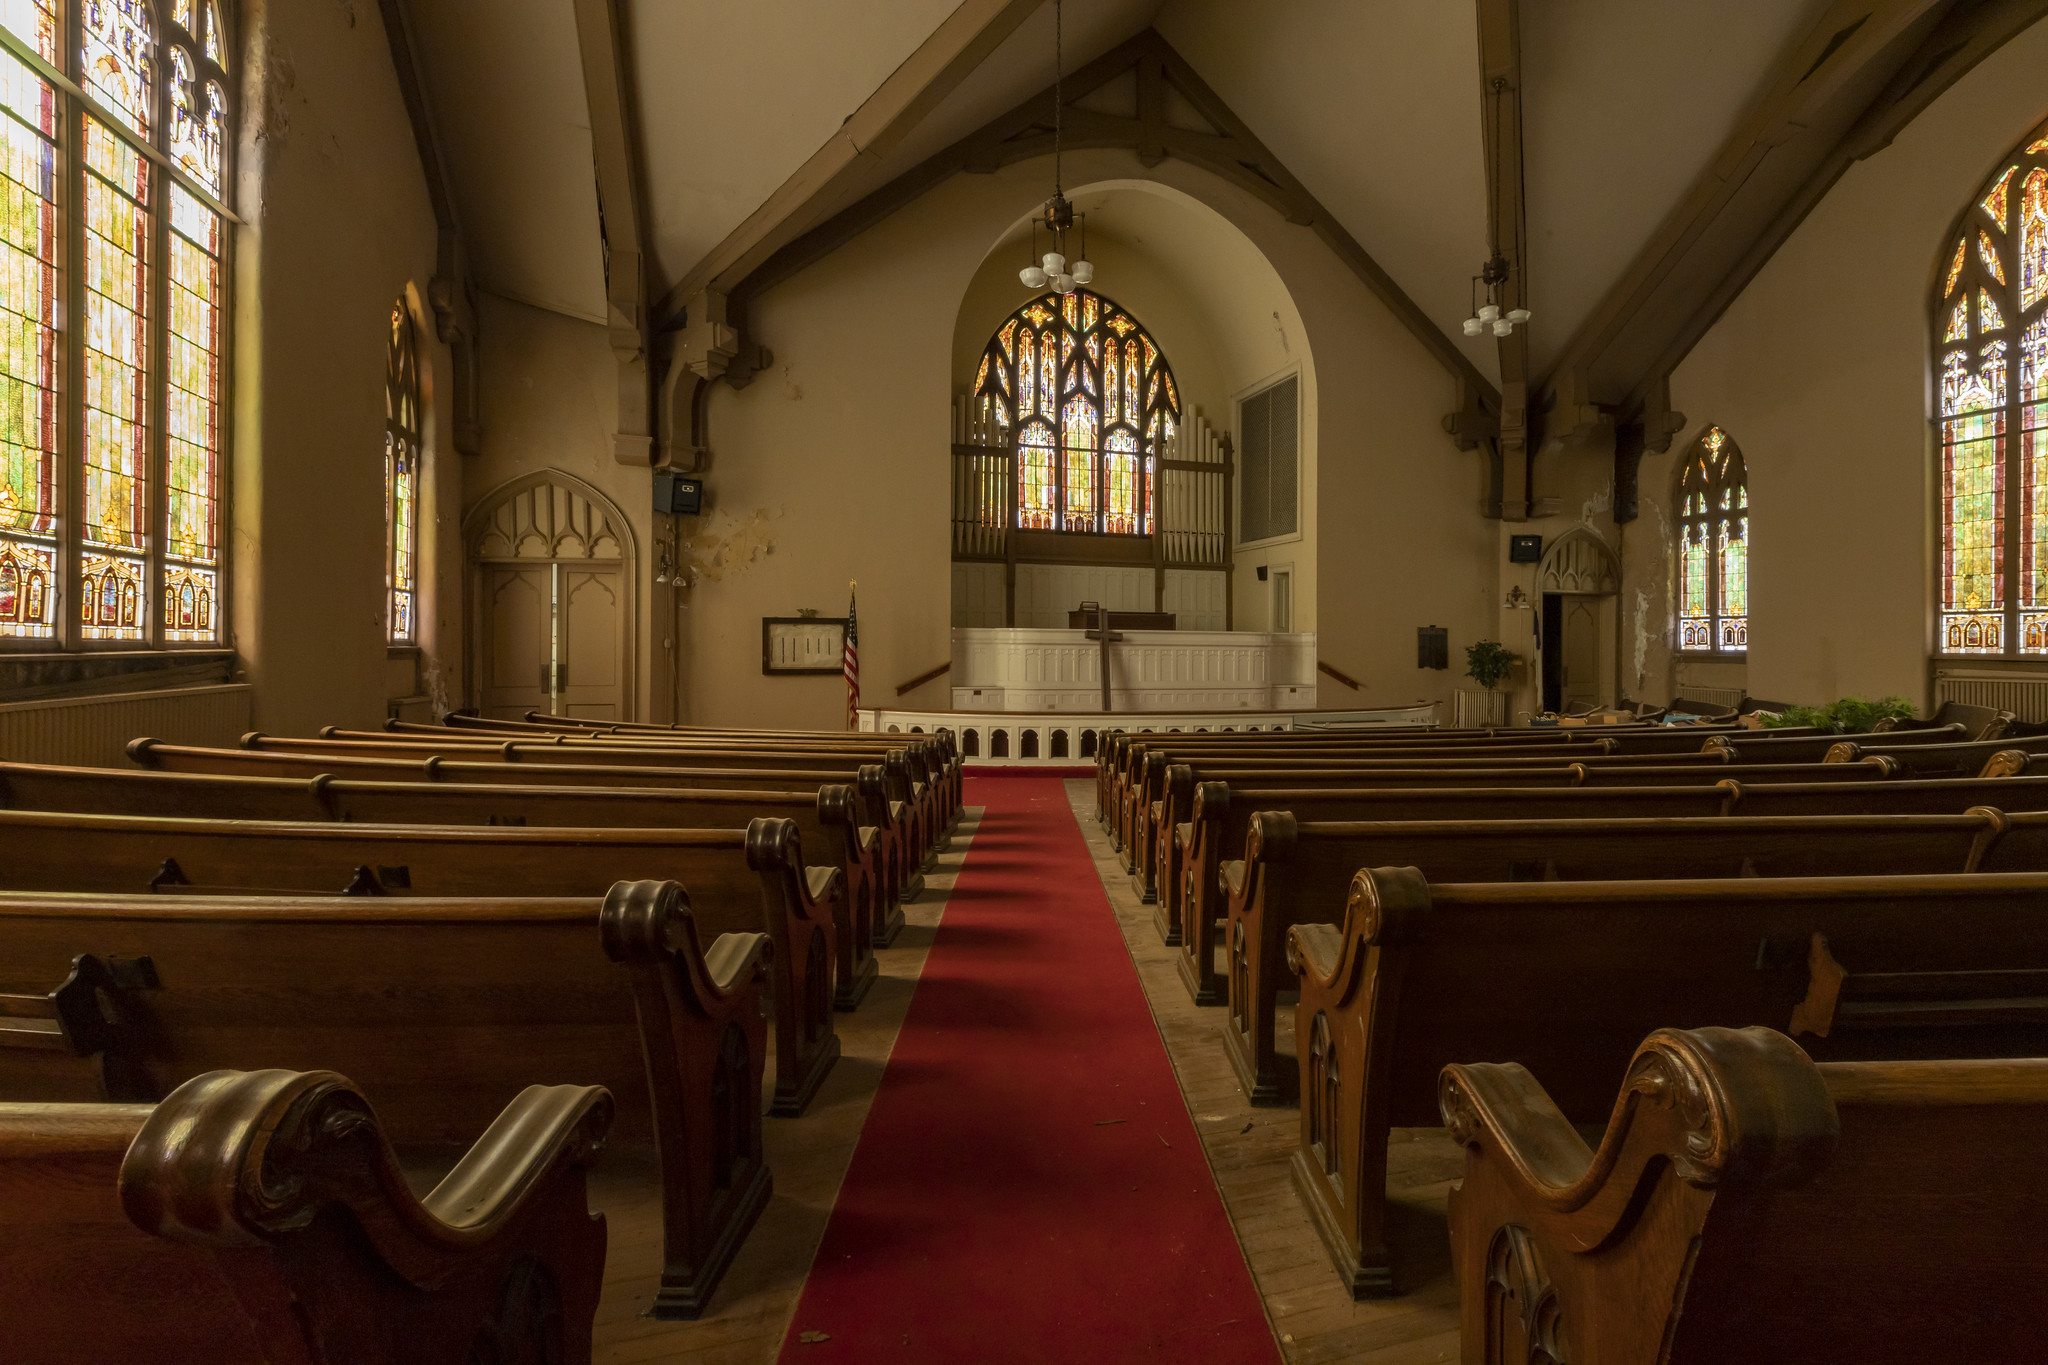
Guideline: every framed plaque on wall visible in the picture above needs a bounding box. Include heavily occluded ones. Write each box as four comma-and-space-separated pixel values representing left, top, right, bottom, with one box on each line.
761, 617, 848, 675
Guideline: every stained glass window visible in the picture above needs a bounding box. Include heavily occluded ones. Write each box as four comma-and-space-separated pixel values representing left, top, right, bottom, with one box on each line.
971, 288, 1180, 535
1939, 122, 2048, 655
385, 299, 419, 644
0, 0, 234, 648
1675, 426, 1747, 653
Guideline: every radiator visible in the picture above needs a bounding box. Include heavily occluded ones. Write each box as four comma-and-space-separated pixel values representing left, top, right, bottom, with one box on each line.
1676, 684, 1746, 710
0, 683, 253, 768
1934, 670, 2048, 723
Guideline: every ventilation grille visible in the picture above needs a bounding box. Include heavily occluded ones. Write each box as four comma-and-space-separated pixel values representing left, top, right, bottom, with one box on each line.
0, 683, 252, 767
1676, 684, 1746, 710
1240, 375, 1299, 544
1934, 669, 2048, 723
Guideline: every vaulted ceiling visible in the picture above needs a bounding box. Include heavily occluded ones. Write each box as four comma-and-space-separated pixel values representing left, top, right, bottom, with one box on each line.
401, 0, 2045, 424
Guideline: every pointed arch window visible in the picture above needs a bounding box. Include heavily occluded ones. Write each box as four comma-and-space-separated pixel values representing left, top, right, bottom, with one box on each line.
1676, 426, 1747, 653
971, 289, 1180, 534
1936, 124, 2048, 655
0, 0, 232, 648
385, 300, 420, 644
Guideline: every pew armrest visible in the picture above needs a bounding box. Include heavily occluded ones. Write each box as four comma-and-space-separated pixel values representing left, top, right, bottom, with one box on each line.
701, 931, 773, 996
1438, 1027, 1836, 1237
120, 1068, 614, 1272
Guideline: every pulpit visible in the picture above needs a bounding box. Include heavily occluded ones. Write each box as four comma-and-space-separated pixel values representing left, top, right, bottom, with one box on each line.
949, 626, 1317, 712
1065, 609, 1176, 630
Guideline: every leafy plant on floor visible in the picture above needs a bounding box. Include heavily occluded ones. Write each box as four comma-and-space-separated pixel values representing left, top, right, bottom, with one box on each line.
1755, 695, 1915, 733
1464, 640, 1515, 692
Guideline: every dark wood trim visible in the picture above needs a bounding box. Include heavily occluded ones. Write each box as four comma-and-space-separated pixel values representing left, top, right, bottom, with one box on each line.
894, 661, 951, 696
1317, 660, 1362, 691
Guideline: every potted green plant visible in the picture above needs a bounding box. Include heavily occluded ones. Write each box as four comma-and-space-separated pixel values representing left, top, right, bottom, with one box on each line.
1756, 695, 1913, 734
1465, 640, 1515, 693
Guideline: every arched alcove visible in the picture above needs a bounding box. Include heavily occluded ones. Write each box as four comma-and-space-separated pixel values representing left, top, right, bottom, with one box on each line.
463, 470, 637, 719
1537, 529, 1620, 715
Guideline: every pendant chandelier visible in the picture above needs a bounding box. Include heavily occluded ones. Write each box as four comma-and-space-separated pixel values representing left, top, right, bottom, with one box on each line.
1019, 0, 1093, 294
1461, 75, 1530, 338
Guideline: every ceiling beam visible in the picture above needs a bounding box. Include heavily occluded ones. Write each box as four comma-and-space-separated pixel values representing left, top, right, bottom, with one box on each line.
375, 0, 479, 454
572, 0, 656, 466
652, 0, 1042, 325
1538, 0, 1982, 442
1626, 0, 2048, 415
1476, 0, 1536, 521
720, 28, 1500, 425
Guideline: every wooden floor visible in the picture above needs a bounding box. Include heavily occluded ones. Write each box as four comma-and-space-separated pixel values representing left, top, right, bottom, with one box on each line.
1067, 781, 1463, 1365
581, 784, 1462, 1363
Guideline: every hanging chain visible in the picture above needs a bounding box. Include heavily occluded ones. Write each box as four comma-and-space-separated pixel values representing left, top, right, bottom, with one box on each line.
1054, 0, 1063, 196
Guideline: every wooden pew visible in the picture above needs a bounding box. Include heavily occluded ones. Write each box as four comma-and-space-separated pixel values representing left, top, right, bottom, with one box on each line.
1230, 810, 2012, 1105
130, 738, 928, 913
338, 723, 962, 842
254, 731, 951, 877
1171, 783, 1740, 998
1117, 746, 1751, 869
0, 881, 768, 1318
0, 809, 842, 1119
0, 759, 889, 1004
1822, 732, 2048, 775
1, 1068, 612, 1362
1440, 1027, 2048, 1363
1703, 722, 1968, 762
436, 712, 966, 814
1985, 748, 2048, 777
1874, 696, 2013, 739
1287, 869, 2048, 1296
1144, 754, 1897, 918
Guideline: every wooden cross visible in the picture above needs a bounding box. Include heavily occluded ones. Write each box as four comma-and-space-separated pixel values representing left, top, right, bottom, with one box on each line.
1083, 604, 1123, 713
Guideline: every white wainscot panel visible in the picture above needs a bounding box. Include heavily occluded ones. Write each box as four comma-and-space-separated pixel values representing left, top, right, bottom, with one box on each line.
949, 627, 1319, 713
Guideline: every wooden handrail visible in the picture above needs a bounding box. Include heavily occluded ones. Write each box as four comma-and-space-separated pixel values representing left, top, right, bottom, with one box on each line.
1317, 660, 1361, 691
895, 661, 951, 696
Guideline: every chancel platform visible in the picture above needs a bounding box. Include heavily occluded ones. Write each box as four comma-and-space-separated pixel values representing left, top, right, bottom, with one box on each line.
948, 626, 1317, 713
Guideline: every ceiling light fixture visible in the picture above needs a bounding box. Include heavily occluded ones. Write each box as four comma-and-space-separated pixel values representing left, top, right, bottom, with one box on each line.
1462, 76, 1530, 339
1019, 0, 1092, 295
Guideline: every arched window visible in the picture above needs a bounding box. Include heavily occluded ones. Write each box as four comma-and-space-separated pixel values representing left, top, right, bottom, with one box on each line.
385, 299, 420, 643
1676, 426, 1748, 653
971, 290, 1180, 534
0, 0, 232, 646
1937, 125, 2048, 655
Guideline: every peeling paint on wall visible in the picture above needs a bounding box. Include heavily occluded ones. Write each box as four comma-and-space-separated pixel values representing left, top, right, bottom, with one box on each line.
1579, 483, 1611, 522
1633, 587, 1652, 691
680, 507, 781, 585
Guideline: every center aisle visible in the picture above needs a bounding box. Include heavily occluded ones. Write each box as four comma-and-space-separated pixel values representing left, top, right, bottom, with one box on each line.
774, 773, 1280, 1363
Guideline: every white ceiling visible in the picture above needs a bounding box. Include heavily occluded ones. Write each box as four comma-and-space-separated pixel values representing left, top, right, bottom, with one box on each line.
624, 0, 962, 290
405, 0, 1863, 390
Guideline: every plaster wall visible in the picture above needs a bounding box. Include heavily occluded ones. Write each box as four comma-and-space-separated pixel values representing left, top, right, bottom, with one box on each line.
233, 0, 449, 735
1660, 16, 2048, 708
462, 293, 663, 719
685, 148, 1493, 726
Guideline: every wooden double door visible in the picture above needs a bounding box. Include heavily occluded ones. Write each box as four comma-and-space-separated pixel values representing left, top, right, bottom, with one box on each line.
478, 560, 623, 719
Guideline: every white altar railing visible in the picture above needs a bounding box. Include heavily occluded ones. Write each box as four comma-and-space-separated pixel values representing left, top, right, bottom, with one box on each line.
859, 701, 1441, 765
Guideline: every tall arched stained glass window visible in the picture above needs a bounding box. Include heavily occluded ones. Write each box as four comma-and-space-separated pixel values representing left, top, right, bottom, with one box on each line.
1937, 124, 2048, 655
1676, 426, 1748, 653
0, 0, 232, 647
971, 290, 1179, 535
385, 299, 420, 644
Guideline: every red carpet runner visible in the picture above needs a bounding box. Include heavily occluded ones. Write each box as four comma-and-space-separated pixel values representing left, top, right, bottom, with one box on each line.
775, 775, 1279, 1363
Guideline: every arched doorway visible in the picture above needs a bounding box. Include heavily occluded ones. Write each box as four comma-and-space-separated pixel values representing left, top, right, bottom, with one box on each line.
1537, 529, 1619, 714
465, 471, 637, 719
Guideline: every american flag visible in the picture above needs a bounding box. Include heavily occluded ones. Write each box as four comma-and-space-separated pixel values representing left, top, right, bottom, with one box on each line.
843, 583, 860, 730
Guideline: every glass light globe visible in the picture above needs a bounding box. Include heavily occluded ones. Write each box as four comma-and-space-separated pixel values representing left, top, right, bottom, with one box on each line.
1506, 307, 1531, 324
1478, 304, 1500, 323
1461, 317, 1485, 336
1492, 318, 1513, 337
1020, 265, 1048, 288
1052, 272, 1076, 294
1042, 251, 1066, 275
1071, 260, 1094, 285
